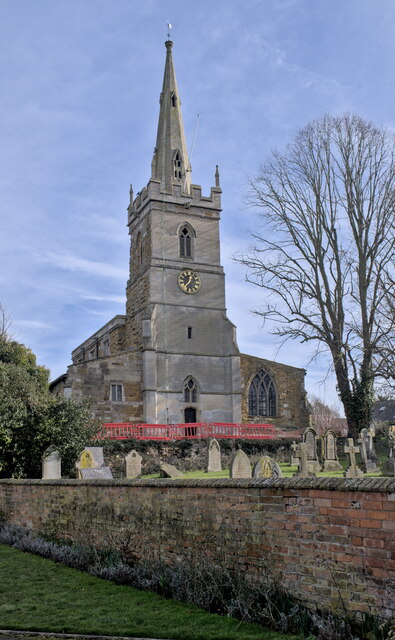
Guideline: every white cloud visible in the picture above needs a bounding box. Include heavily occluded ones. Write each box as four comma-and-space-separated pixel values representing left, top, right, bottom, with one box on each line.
41, 252, 127, 280
81, 294, 125, 304
14, 319, 53, 330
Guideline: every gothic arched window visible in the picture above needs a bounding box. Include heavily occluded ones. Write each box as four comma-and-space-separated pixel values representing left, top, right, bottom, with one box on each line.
183, 377, 198, 403
179, 225, 193, 258
173, 150, 182, 179
248, 369, 276, 417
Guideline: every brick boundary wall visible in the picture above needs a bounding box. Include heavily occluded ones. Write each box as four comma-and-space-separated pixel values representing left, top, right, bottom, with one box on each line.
0, 477, 394, 620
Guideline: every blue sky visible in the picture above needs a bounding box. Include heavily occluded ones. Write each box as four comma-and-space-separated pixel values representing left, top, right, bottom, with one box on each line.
1, 0, 394, 411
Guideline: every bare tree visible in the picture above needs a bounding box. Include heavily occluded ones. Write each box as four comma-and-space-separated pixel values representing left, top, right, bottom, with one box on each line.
0, 304, 11, 340
374, 272, 395, 390
238, 114, 395, 438
309, 395, 341, 436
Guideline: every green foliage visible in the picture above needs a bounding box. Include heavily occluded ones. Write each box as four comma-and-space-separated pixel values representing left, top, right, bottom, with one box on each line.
43, 396, 100, 477
0, 335, 99, 478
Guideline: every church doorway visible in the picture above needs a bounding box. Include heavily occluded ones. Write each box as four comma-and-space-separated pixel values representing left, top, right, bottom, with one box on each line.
184, 407, 196, 423
184, 407, 197, 435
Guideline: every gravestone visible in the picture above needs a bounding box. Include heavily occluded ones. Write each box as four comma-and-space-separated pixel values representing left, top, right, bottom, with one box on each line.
229, 449, 251, 478
323, 431, 342, 472
76, 447, 106, 479
383, 426, 395, 476
302, 427, 322, 472
160, 462, 184, 478
344, 438, 364, 478
80, 467, 113, 479
290, 441, 300, 467
294, 442, 316, 478
358, 429, 379, 473
367, 425, 378, 463
42, 449, 61, 479
253, 456, 282, 478
126, 450, 142, 479
206, 438, 221, 472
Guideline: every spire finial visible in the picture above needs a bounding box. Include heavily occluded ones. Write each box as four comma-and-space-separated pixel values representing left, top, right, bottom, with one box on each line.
215, 165, 220, 188
167, 21, 172, 40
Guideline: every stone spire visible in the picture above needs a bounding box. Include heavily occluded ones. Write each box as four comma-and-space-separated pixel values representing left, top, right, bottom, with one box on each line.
151, 40, 191, 193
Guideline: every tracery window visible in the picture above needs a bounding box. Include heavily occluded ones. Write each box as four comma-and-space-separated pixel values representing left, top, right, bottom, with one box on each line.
179, 225, 192, 258
174, 150, 182, 179
248, 369, 276, 417
183, 377, 198, 403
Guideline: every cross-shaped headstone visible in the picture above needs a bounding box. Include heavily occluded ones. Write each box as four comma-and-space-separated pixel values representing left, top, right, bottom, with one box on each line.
295, 442, 310, 477
344, 438, 364, 478
367, 425, 377, 460
345, 438, 359, 466
358, 431, 368, 466
290, 440, 300, 466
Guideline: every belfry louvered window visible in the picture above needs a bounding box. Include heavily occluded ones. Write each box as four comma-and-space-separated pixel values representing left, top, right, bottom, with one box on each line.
179, 226, 192, 258
248, 369, 276, 417
174, 150, 182, 179
183, 377, 198, 403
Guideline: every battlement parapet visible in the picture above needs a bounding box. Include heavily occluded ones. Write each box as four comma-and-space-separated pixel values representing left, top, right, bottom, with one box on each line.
129, 179, 221, 223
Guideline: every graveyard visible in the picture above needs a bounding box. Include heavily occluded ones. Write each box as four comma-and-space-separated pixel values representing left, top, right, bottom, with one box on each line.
1, 423, 394, 640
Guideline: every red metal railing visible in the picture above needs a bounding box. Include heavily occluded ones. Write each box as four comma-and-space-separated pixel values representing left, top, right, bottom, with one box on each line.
100, 422, 276, 441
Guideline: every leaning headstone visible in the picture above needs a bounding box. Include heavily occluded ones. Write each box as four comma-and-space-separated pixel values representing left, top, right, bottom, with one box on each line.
42, 449, 61, 479
229, 449, 251, 478
294, 442, 316, 478
253, 456, 283, 478
76, 447, 105, 479
126, 450, 142, 479
323, 431, 342, 472
290, 441, 300, 467
206, 438, 221, 472
383, 426, 395, 476
159, 462, 184, 478
302, 427, 322, 473
358, 429, 379, 473
344, 438, 364, 478
80, 467, 113, 479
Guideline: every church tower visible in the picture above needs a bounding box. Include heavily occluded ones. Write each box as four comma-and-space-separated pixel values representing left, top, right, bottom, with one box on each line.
125, 40, 242, 423
57, 39, 308, 431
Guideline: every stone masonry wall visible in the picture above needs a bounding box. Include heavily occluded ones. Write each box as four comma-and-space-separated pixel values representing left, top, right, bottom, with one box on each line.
240, 354, 310, 429
0, 478, 394, 620
125, 215, 152, 349
66, 350, 143, 422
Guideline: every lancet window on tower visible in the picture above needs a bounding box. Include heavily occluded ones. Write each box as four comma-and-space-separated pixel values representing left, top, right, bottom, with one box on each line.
135, 232, 142, 266
183, 377, 198, 403
248, 369, 276, 417
170, 91, 176, 107
173, 150, 182, 179
179, 225, 193, 258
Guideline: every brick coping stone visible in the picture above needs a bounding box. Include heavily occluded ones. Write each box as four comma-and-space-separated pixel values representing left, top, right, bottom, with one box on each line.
1, 477, 394, 492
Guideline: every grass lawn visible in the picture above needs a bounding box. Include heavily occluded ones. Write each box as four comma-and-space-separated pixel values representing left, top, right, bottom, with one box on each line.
143, 460, 384, 479
0, 544, 302, 640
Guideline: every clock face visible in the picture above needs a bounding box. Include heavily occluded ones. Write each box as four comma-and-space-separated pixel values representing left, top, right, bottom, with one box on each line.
178, 269, 201, 294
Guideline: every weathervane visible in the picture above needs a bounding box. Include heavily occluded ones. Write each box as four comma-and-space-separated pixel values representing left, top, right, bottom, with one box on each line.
167, 21, 172, 40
